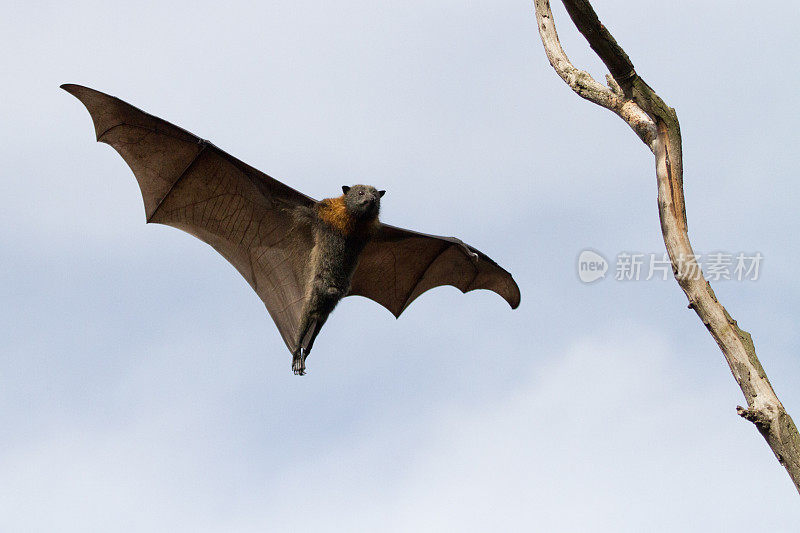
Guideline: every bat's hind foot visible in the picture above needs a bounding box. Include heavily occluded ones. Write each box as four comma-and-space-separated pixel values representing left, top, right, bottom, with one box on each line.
293, 317, 320, 376
292, 350, 307, 376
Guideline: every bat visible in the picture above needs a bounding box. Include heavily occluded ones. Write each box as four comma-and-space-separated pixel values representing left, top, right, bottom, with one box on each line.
62, 84, 521, 375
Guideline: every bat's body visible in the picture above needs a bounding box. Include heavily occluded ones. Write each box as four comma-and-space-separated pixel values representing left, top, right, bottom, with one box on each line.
293, 186, 383, 374
62, 84, 521, 375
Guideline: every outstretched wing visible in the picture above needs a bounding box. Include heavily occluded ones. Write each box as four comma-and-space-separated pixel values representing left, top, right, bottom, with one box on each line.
62, 84, 314, 354
348, 223, 520, 317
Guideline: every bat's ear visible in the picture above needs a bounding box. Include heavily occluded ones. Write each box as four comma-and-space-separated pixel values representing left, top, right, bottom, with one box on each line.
378, 190, 386, 197
342, 185, 351, 195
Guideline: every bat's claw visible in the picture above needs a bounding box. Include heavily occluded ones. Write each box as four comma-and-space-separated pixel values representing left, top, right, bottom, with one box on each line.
292, 350, 307, 376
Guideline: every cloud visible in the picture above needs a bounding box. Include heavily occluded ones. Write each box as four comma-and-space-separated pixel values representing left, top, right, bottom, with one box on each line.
1, 322, 797, 532
256, 329, 797, 533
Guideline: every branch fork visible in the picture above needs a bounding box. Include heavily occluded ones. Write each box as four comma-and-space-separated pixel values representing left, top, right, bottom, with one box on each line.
534, 0, 800, 493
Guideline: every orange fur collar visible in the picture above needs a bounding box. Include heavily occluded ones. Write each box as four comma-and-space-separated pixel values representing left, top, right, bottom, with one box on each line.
317, 196, 379, 236
317, 196, 355, 235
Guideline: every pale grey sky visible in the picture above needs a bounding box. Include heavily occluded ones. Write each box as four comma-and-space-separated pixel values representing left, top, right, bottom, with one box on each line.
2, 1, 800, 531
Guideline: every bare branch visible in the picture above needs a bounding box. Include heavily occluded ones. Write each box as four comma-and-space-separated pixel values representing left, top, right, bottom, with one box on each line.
533, 0, 656, 147
560, 0, 636, 92
533, 0, 612, 106
534, 0, 800, 493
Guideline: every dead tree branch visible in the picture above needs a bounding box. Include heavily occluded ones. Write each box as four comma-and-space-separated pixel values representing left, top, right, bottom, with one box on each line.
533, 0, 800, 493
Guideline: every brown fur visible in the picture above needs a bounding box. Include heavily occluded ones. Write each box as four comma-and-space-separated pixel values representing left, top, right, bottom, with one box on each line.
317, 195, 380, 236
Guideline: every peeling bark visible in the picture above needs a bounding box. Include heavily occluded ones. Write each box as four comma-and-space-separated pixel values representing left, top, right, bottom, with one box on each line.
533, 0, 800, 493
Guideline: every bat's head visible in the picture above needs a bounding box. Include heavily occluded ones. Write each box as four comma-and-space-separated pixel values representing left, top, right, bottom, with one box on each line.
342, 184, 385, 220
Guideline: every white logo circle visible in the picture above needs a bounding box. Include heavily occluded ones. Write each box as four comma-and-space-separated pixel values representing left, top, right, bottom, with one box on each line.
577, 250, 608, 283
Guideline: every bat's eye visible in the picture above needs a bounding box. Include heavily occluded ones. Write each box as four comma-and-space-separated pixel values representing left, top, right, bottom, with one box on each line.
358, 190, 365, 196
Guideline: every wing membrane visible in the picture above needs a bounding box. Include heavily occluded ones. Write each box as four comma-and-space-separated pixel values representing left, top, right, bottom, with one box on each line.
349, 224, 521, 317
63, 84, 314, 353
